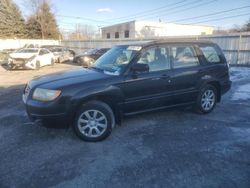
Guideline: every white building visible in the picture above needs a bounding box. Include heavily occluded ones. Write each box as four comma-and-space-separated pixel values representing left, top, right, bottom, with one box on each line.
101, 20, 214, 39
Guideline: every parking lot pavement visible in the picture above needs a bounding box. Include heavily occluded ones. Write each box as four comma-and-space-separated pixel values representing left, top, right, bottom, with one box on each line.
0, 64, 250, 188
0, 62, 80, 87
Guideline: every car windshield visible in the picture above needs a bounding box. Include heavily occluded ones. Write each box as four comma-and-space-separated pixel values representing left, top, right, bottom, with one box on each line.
92, 45, 141, 75
85, 48, 98, 54
50, 48, 62, 52
18, 49, 38, 53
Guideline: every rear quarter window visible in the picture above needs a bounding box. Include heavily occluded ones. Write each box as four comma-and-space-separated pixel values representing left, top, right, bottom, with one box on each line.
171, 46, 199, 69
200, 46, 221, 63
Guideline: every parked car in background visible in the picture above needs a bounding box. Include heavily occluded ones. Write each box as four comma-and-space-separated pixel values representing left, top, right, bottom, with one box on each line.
8, 48, 55, 70
2, 44, 40, 54
23, 40, 231, 141
73, 48, 110, 67
50, 47, 74, 63
41, 45, 75, 58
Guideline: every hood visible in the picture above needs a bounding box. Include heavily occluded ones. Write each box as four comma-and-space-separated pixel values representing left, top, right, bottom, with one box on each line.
28, 68, 109, 89
9, 53, 37, 59
75, 54, 89, 59
52, 52, 61, 55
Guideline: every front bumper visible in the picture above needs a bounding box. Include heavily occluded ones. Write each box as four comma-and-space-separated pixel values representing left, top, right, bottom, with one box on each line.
8, 60, 35, 70
8, 61, 26, 69
23, 95, 72, 128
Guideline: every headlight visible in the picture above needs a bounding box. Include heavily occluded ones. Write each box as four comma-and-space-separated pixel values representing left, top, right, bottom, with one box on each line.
32, 88, 61, 101
83, 56, 89, 62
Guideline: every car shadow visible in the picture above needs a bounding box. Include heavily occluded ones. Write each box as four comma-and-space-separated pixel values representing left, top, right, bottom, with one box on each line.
1, 64, 35, 71
0, 61, 10, 71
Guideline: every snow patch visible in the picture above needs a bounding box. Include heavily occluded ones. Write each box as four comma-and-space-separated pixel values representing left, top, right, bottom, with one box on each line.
230, 67, 250, 82
232, 83, 250, 101
230, 127, 250, 142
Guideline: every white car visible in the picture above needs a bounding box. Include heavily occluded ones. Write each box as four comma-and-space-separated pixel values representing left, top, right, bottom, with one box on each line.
8, 48, 55, 70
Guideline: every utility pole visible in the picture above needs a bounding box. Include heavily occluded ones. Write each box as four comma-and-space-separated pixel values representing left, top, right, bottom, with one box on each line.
75, 23, 80, 40
236, 33, 242, 65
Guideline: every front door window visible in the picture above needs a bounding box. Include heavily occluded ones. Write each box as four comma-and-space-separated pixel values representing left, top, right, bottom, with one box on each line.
137, 47, 171, 72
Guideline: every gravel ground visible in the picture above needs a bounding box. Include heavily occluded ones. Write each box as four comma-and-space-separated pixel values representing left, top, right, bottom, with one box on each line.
0, 63, 250, 188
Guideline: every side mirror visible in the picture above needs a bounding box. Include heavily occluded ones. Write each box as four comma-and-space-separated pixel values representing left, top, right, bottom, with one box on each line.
131, 63, 149, 73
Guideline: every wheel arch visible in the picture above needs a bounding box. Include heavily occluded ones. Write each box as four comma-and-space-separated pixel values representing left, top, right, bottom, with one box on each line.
71, 87, 124, 126
205, 81, 221, 102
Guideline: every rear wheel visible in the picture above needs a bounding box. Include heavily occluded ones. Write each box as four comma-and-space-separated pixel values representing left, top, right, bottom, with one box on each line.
195, 84, 217, 114
73, 101, 115, 142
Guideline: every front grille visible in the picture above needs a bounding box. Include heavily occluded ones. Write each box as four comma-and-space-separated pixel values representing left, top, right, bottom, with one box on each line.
12, 59, 25, 65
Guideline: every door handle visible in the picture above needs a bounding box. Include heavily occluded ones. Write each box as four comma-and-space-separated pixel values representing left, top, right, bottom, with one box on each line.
151, 75, 170, 81
151, 77, 160, 81
161, 74, 170, 79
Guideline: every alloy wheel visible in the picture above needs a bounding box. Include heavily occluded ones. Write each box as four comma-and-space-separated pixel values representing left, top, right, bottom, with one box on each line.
77, 110, 107, 138
201, 89, 215, 111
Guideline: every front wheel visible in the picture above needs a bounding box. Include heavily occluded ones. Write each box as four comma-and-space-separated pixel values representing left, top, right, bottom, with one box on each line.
73, 101, 115, 142
195, 85, 217, 114
8, 64, 14, 70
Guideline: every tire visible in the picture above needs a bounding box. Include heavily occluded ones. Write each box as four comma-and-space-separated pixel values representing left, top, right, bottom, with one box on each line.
75, 58, 82, 65
195, 84, 217, 114
35, 61, 40, 70
8, 64, 14, 70
73, 101, 115, 142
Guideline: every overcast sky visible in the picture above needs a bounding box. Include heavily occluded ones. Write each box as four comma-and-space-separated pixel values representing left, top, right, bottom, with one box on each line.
14, 0, 250, 31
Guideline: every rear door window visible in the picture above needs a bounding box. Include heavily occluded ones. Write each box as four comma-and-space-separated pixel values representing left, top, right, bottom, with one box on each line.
39, 49, 49, 55
171, 46, 199, 69
199, 46, 221, 63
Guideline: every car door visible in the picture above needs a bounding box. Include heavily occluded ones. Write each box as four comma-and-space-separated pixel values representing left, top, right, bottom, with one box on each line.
121, 45, 174, 114
37, 49, 45, 66
64, 48, 73, 61
43, 49, 52, 65
168, 44, 203, 104
61, 48, 67, 62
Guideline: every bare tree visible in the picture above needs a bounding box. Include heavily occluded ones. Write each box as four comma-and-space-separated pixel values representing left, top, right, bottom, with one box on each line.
78, 24, 96, 39
139, 26, 156, 38
228, 18, 250, 33
65, 24, 97, 40
26, 0, 59, 39
243, 18, 250, 32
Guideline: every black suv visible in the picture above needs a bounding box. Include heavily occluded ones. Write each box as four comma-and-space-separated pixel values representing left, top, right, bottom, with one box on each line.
73, 48, 110, 67
23, 40, 231, 141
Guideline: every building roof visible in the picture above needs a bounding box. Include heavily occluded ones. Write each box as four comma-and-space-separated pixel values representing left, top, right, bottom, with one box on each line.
101, 20, 135, 29
101, 20, 214, 30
